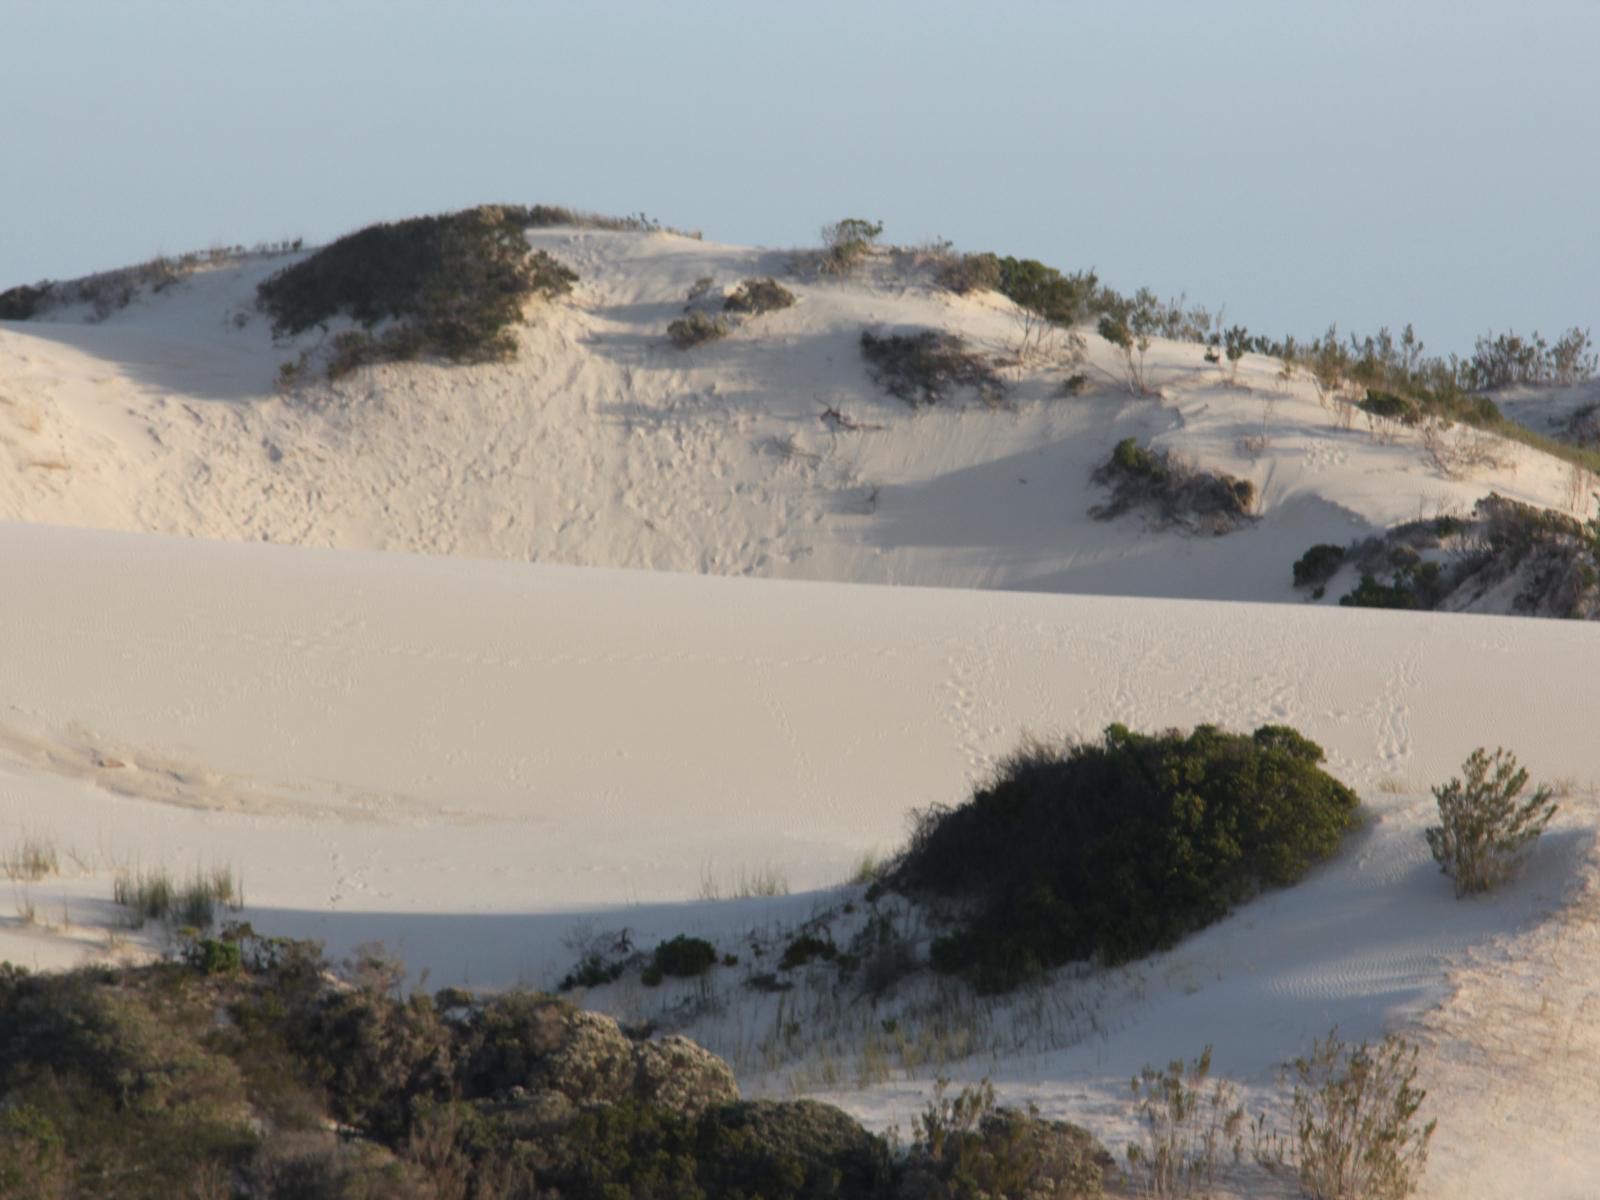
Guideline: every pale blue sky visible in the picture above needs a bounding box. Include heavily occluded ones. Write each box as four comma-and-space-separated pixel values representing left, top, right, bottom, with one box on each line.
3, 1, 1595, 356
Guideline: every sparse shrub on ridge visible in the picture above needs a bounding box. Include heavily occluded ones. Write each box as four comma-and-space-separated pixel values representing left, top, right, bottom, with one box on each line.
668, 310, 730, 349
1090, 437, 1256, 533
819, 217, 884, 275
642, 934, 718, 986
257, 205, 577, 378
723, 276, 795, 315
935, 251, 1002, 295
860, 328, 1004, 408
888, 723, 1360, 992
1425, 747, 1556, 896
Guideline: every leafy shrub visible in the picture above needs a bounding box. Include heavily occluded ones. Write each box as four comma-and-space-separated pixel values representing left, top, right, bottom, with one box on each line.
820, 217, 884, 275
1293, 544, 1347, 589
697, 1099, 893, 1199
860, 329, 1004, 408
647, 935, 718, 984
257, 205, 576, 377
1090, 438, 1256, 532
1289, 1030, 1434, 1200
1358, 389, 1422, 428
891, 724, 1359, 991
668, 311, 730, 349
723, 277, 795, 315
1339, 573, 1419, 611
1425, 747, 1556, 896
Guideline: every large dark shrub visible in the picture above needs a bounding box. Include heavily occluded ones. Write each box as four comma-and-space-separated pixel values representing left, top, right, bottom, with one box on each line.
890, 724, 1360, 992
257, 205, 576, 375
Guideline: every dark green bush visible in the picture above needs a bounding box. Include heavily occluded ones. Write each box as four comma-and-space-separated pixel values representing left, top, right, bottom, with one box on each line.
1293, 543, 1347, 589
779, 933, 837, 971
996, 257, 1098, 326
723, 277, 795, 315
668, 311, 730, 349
860, 329, 1004, 408
257, 205, 576, 376
891, 724, 1360, 992
1359, 388, 1422, 427
1339, 572, 1420, 610
0, 282, 51, 320
650, 935, 718, 981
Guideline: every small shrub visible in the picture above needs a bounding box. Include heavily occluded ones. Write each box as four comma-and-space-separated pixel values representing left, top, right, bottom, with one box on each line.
560, 954, 627, 992
819, 217, 883, 275
667, 311, 729, 349
1091, 439, 1256, 532
1425, 747, 1556, 896
1289, 1029, 1435, 1200
1126, 1046, 1244, 1197
894, 724, 1359, 992
1293, 544, 1347, 590
647, 935, 718, 984
1339, 573, 1417, 611
3, 836, 58, 882
859, 329, 1004, 408
723, 277, 795, 315
779, 933, 837, 971
902, 1078, 1109, 1199
1359, 389, 1422, 429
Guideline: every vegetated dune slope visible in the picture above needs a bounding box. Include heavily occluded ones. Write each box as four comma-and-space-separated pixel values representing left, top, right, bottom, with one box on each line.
0, 521, 1597, 1197
0, 227, 1590, 607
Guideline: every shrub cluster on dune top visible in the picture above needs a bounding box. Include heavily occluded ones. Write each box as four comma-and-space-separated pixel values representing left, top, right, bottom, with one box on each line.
886, 724, 1361, 993
0, 931, 1116, 1199
258, 205, 577, 379
1090, 438, 1257, 533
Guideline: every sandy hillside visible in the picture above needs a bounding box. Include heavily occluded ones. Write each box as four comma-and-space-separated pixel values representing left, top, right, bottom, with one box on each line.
3, 223, 1599, 1197
2, 227, 1591, 607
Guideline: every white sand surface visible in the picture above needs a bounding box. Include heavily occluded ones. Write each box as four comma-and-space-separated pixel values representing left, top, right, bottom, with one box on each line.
1, 520, 1596, 1196
3, 226, 1598, 1196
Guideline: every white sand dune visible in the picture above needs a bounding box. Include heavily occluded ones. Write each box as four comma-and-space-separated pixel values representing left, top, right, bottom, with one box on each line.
3, 226, 1598, 1195
2, 229, 1589, 606
1, 521, 1596, 1195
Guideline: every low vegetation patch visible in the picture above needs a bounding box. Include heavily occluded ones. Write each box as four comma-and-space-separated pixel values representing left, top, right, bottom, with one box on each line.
257, 205, 576, 379
1090, 438, 1256, 533
860, 329, 1004, 408
668, 311, 730, 349
1292, 543, 1348, 592
112, 864, 242, 930
2, 837, 58, 882
887, 723, 1360, 992
0, 933, 1129, 1199
723, 276, 795, 315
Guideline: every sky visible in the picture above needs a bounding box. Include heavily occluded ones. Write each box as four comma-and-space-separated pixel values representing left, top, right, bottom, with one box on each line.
2, 0, 1595, 357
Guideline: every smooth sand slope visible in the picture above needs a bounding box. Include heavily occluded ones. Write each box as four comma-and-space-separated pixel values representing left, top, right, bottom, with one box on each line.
1, 521, 1596, 1196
